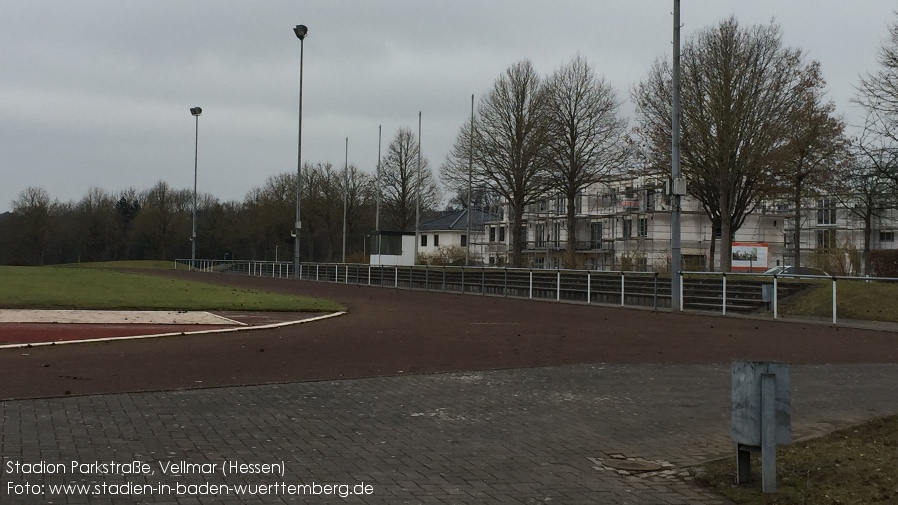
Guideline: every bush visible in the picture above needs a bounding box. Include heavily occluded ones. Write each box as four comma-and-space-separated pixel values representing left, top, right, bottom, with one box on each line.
418, 245, 478, 266
869, 249, 898, 277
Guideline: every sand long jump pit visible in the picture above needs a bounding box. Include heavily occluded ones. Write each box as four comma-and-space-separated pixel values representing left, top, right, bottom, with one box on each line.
0, 309, 344, 348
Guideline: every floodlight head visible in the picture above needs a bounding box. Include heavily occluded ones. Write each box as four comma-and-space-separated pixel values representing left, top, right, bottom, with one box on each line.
190, 107, 202, 116
293, 25, 308, 40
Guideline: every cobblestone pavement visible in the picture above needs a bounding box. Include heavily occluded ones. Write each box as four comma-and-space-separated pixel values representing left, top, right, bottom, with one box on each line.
3, 363, 897, 504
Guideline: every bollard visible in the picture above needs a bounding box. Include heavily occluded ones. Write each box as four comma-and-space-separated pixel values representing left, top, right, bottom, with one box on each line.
556, 270, 561, 301
529, 269, 533, 299
832, 277, 837, 324
722, 272, 727, 316
620, 272, 625, 306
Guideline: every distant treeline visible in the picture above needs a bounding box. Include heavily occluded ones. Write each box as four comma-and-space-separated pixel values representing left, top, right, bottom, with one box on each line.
0, 161, 444, 266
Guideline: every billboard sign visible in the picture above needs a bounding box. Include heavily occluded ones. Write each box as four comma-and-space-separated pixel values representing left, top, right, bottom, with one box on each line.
731, 242, 768, 272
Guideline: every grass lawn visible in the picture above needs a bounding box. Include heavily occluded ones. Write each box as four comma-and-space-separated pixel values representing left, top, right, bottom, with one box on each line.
695, 414, 898, 504
61, 260, 178, 269
780, 279, 898, 323
0, 266, 343, 312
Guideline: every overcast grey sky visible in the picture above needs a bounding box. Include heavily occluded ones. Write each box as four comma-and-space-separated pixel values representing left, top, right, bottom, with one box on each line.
1, 1, 896, 212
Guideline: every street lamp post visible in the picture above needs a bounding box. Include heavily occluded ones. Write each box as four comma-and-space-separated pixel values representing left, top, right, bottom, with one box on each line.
189, 107, 202, 271
293, 24, 308, 279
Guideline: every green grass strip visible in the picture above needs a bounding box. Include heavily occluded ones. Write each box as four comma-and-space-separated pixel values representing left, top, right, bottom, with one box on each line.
781, 279, 898, 323
696, 414, 898, 504
0, 266, 343, 312
60, 260, 178, 269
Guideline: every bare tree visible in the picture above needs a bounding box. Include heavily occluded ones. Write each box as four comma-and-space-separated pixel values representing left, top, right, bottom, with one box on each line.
635, 17, 820, 271
380, 127, 441, 230
544, 55, 629, 268
133, 181, 190, 260
75, 187, 118, 262
338, 164, 376, 258
778, 64, 847, 267
241, 173, 295, 260
11, 186, 53, 264
857, 16, 898, 143
450, 59, 549, 267
856, 15, 898, 192
842, 127, 898, 274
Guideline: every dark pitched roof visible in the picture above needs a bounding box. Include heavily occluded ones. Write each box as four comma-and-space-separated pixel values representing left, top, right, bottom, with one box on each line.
417, 209, 496, 232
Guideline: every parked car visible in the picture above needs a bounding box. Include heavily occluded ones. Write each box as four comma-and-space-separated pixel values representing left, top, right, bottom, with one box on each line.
762, 266, 830, 276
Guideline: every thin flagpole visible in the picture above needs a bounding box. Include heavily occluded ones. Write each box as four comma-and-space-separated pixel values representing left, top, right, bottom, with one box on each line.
415, 111, 422, 264
466, 94, 473, 266
342, 136, 349, 263
376, 125, 382, 264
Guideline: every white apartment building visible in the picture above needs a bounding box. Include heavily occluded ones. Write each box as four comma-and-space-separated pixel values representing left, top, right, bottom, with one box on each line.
482, 175, 897, 274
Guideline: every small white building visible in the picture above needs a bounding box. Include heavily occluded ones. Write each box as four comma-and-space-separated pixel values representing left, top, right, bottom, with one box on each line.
369, 231, 416, 266
416, 209, 494, 265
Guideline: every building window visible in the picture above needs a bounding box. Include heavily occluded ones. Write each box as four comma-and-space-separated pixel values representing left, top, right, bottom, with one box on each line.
421, 234, 427, 247
433, 234, 439, 247
533, 257, 545, 269
622, 219, 632, 239
553, 222, 561, 248
535, 223, 546, 247
638, 217, 648, 238
646, 190, 656, 211
499, 226, 505, 242
461, 234, 467, 247
881, 231, 895, 242
489, 227, 496, 242
816, 229, 836, 251
590, 222, 603, 249
817, 198, 837, 225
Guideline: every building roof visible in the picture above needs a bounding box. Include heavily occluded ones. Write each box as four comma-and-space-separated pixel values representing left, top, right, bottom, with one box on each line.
417, 209, 495, 232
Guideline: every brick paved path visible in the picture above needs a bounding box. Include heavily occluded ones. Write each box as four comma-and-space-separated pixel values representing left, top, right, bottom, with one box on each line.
3, 363, 897, 504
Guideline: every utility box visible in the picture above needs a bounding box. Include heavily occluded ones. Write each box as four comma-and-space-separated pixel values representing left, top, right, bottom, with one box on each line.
761, 284, 775, 304
732, 361, 792, 493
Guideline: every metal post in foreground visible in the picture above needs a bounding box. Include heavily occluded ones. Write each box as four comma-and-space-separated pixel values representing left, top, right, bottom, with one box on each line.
670, 0, 683, 311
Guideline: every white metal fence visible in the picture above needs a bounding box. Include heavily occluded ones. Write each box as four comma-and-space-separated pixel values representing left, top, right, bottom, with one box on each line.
174, 259, 898, 324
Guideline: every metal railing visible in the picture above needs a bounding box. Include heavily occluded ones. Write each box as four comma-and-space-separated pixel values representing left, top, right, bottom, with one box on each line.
679, 271, 898, 324
174, 259, 898, 324
175, 259, 667, 310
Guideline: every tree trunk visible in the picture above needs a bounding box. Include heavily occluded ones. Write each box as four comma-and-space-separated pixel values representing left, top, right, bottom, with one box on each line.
863, 213, 873, 276
719, 191, 733, 272
792, 182, 803, 267
565, 190, 577, 269
510, 198, 525, 268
